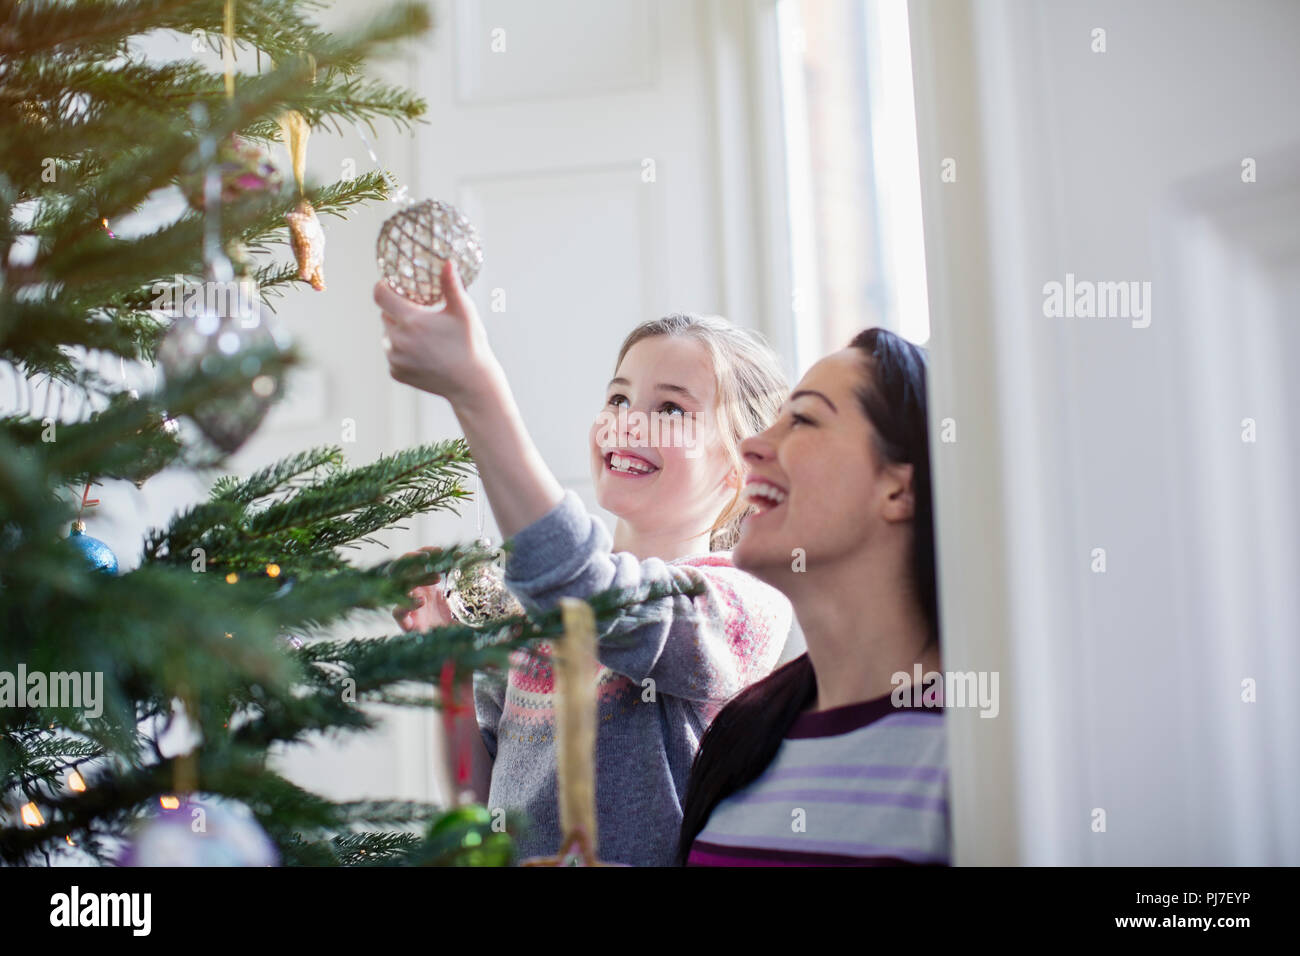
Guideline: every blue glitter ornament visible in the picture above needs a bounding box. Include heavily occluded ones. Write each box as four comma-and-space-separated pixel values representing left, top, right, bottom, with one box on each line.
67, 520, 117, 574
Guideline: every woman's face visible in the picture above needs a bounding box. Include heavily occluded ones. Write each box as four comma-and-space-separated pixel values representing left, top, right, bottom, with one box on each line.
588, 335, 735, 537
732, 349, 912, 583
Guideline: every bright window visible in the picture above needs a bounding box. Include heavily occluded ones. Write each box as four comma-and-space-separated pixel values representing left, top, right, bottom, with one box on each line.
778, 0, 930, 373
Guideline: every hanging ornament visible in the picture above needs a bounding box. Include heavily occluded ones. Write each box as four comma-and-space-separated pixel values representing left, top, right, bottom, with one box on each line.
178, 134, 282, 211
286, 198, 326, 291
156, 280, 287, 454
120, 797, 278, 867
420, 804, 514, 866
66, 520, 117, 575
161, 112, 291, 455
444, 539, 524, 628
280, 107, 326, 291
376, 199, 483, 305
439, 660, 477, 798
355, 123, 481, 305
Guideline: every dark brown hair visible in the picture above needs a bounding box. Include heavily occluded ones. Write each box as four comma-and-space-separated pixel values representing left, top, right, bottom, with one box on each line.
675, 328, 938, 864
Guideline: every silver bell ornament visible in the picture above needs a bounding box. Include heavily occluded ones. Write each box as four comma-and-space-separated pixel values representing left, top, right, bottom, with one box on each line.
376, 200, 483, 305
445, 540, 524, 628
156, 279, 290, 455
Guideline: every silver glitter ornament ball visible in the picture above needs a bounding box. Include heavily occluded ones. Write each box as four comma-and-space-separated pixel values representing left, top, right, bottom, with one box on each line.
445, 541, 524, 628
376, 200, 484, 305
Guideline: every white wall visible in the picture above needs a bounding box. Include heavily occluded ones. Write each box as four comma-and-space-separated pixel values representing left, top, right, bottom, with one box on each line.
910, 0, 1300, 864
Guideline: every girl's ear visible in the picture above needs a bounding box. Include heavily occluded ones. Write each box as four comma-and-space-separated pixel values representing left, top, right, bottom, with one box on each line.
880, 462, 915, 522
723, 466, 741, 490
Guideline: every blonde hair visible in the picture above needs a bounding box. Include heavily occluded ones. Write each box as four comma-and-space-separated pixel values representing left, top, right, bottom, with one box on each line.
614, 314, 788, 551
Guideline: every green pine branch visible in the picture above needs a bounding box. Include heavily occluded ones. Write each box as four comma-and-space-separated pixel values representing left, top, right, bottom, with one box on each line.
0, 0, 680, 870
144, 440, 474, 574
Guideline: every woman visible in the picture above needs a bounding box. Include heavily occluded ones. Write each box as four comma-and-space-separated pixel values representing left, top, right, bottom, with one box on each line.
678, 328, 949, 866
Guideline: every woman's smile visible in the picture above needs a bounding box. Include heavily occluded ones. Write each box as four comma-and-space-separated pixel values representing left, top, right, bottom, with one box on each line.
741, 474, 787, 516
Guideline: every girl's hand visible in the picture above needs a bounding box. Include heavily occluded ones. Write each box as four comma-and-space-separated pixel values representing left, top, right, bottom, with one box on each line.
393, 547, 455, 632
377, 259, 503, 407
379, 260, 565, 539
394, 581, 454, 632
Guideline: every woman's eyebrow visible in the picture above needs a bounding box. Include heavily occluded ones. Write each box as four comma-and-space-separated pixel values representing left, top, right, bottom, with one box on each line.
790, 389, 838, 413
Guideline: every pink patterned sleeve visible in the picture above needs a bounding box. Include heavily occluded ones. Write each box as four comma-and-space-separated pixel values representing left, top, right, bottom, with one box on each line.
584, 554, 792, 707
669, 556, 792, 715
502, 491, 793, 705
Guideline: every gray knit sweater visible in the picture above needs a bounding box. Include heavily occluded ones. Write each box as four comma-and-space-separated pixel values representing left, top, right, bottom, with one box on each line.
474, 491, 791, 866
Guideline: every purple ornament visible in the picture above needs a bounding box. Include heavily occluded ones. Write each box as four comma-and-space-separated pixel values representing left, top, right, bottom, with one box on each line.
179, 135, 283, 210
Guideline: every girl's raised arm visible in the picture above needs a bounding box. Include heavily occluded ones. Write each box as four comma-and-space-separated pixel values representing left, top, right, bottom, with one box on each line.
378, 265, 790, 700
375, 259, 563, 539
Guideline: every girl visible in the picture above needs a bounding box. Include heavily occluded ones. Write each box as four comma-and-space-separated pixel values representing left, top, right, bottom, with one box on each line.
378, 261, 792, 866
678, 328, 949, 866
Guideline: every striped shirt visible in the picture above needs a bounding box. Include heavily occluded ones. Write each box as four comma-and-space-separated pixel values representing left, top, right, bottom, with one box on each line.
687, 692, 950, 866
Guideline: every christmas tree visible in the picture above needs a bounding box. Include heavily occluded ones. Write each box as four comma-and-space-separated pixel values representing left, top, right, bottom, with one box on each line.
0, 0, 692, 867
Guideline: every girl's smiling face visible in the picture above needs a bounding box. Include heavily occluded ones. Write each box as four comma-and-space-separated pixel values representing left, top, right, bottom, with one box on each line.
589, 335, 737, 542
